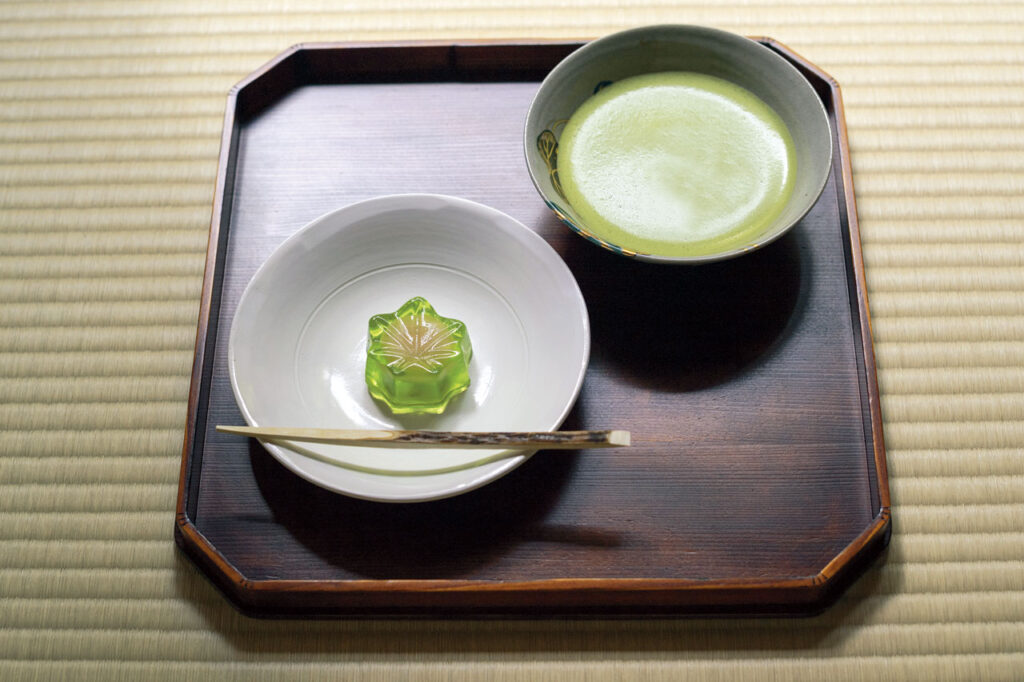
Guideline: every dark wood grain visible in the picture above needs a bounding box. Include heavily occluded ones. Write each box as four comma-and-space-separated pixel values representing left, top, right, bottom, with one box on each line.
175, 39, 889, 617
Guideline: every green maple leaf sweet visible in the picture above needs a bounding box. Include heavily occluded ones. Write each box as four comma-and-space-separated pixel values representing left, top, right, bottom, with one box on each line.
365, 297, 472, 414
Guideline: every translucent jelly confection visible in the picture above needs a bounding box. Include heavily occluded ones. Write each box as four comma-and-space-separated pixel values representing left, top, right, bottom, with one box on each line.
365, 297, 472, 414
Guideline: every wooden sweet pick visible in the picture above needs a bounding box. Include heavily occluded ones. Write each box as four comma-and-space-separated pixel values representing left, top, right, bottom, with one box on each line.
216, 426, 630, 449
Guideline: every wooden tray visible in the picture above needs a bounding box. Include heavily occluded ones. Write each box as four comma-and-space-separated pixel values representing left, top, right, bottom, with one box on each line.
175, 40, 890, 617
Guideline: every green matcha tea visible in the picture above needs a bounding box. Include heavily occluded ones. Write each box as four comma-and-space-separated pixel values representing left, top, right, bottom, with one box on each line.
558, 72, 797, 258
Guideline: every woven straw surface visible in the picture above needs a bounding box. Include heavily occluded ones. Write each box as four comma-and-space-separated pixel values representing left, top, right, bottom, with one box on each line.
1, 2, 1022, 680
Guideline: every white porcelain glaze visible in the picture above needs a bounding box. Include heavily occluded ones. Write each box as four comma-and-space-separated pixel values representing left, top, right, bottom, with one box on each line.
228, 194, 590, 502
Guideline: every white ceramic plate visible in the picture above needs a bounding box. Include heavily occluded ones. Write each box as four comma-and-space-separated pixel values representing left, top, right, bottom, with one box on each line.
228, 194, 590, 502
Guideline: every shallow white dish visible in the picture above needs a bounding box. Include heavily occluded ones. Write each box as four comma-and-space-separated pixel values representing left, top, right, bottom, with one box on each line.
228, 194, 590, 502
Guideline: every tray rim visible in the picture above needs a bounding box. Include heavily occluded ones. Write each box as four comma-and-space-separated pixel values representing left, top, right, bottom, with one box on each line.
175, 37, 890, 617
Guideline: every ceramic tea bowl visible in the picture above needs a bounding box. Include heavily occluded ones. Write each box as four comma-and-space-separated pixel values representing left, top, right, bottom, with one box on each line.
524, 24, 833, 264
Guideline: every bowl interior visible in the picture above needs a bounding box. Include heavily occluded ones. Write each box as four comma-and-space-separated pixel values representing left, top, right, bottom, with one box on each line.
228, 194, 590, 502
525, 25, 833, 263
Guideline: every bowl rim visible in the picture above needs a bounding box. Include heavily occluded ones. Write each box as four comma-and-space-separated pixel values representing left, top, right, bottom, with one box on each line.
524, 23, 834, 265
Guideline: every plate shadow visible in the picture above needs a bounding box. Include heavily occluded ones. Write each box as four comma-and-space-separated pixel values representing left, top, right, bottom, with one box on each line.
248, 402, 596, 580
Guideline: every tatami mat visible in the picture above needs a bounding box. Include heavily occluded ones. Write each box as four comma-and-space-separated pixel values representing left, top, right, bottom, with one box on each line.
1, 1, 1022, 680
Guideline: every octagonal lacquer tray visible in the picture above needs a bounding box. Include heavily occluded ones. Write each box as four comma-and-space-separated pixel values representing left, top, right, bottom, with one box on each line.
175, 39, 890, 617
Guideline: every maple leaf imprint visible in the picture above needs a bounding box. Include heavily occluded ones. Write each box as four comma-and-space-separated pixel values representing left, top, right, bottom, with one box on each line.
376, 311, 461, 372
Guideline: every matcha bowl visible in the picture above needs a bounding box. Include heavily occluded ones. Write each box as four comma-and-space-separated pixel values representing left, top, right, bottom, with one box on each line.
525, 24, 833, 264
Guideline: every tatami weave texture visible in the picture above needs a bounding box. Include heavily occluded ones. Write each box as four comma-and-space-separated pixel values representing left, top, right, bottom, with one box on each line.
1, 1, 1022, 680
